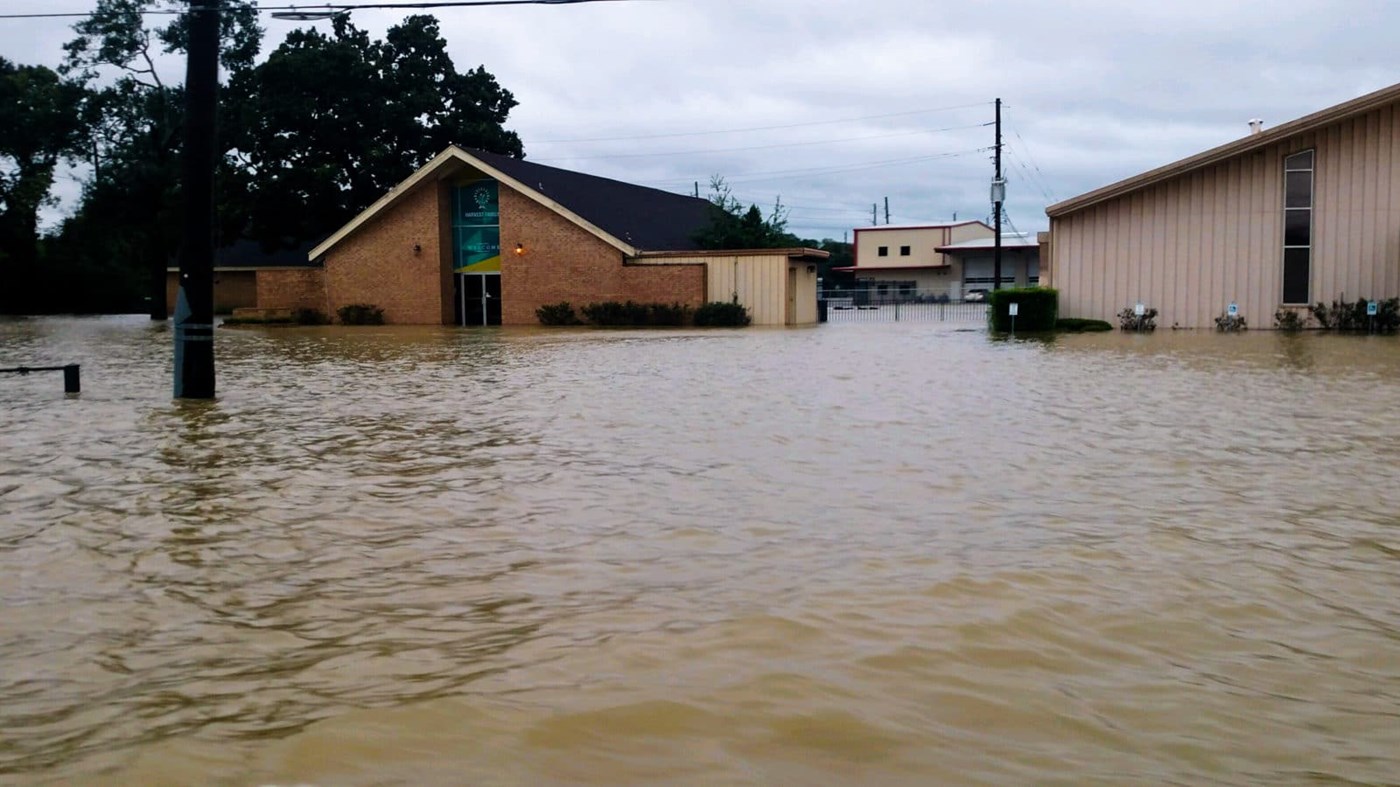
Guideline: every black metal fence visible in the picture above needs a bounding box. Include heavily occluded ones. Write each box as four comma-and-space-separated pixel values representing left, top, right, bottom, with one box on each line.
820, 291, 989, 323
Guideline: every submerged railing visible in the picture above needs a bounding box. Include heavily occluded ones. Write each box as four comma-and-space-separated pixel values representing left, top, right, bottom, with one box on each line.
0, 364, 81, 394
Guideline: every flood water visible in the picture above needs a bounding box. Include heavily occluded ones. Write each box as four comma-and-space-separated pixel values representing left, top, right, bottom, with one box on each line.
2, 316, 1399, 785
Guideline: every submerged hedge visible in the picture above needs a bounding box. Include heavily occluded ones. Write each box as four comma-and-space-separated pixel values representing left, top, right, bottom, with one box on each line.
580, 301, 688, 326
692, 300, 751, 327
535, 299, 752, 327
987, 287, 1058, 332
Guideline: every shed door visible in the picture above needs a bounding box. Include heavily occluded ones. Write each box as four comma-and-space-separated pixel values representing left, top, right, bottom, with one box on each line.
786, 266, 797, 324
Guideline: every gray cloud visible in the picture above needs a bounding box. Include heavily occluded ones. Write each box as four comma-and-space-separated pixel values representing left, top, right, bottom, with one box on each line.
6, 0, 1399, 238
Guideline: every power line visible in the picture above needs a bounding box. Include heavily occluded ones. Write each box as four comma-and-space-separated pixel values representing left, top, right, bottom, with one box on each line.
647, 148, 989, 187
530, 122, 989, 162
1005, 147, 1055, 203
0, 0, 641, 20
529, 103, 991, 144
1003, 106, 1057, 202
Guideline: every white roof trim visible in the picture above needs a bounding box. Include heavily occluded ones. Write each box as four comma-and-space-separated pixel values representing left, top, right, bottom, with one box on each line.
309, 146, 637, 260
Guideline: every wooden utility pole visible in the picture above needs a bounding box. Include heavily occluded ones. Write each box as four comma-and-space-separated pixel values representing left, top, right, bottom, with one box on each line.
173, 0, 219, 398
993, 97, 1004, 291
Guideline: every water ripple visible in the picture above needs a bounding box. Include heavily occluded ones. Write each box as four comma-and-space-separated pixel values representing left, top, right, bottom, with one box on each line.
2, 318, 1399, 784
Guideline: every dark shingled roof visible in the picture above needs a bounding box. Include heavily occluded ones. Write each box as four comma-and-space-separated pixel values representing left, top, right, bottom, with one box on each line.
213, 237, 324, 267
465, 149, 712, 252
168, 237, 325, 270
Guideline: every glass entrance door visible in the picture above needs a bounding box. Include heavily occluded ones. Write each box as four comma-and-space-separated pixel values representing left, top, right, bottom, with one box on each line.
455, 273, 501, 327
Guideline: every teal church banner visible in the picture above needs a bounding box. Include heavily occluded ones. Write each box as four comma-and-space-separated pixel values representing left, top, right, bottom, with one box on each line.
453, 180, 501, 272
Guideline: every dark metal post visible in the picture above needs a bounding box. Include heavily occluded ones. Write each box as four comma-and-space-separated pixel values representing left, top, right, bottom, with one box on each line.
173, 0, 220, 399
64, 365, 80, 394
993, 97, 1003, 291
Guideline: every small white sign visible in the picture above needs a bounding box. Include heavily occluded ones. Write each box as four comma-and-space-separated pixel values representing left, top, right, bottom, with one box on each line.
1367, 301, 1379, 316
1009, 303, 1019, 316
1134, 303, 1146, 317
1227, 302, 1239, 317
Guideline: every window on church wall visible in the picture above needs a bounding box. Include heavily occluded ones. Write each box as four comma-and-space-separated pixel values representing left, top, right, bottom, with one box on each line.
1282, 150, 1313, 305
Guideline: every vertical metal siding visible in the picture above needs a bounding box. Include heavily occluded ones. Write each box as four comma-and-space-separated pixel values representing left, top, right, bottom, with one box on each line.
1051, 102, 1400, 328
703, 255, 788, 326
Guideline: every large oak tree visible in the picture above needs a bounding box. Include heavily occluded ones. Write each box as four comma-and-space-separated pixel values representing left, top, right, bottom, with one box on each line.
222, 14, 524, 249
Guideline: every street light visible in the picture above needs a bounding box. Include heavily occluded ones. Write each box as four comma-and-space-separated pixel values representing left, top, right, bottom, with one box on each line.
270, 7, 342, 20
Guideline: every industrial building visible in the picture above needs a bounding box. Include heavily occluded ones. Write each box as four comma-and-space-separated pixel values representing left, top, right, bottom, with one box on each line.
1043, 82, 1400, 328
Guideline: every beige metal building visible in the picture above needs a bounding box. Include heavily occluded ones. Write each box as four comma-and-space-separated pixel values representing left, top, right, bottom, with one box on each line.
845, 221, 994, 297
935, 232, 1041, 291
1043, 82, 1400, 328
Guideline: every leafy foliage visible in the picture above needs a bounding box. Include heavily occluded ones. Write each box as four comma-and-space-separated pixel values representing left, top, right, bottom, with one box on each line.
692, 176, 799, 250
987, 287, 1058, 332
0, 58, 88, 312
47, 0, 264, 316
1117, 306, 1157, 332
3, 6, 525, 316
1274, 308, 1309, 331
223, 15, 523, 248
536, 302, 582, 325
337, 303, 385, 325
1214, 312, 1248, 332
580, 301, 689, 327
1308, 295, 1399, 333
692, 300, 751, 327
294, 307, 330, 325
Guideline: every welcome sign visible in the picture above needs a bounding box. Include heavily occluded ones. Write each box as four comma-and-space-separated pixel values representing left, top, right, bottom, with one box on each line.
452, 179, 501, 273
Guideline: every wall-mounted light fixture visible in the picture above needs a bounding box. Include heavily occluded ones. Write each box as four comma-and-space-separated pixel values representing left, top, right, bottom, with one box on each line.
413, 243, 422, 255
515, 243, 525, 256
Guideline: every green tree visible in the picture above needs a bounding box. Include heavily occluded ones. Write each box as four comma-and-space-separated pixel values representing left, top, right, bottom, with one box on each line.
693, 175, 799, 250
222, 14, 524, 248
56, 0, 263, 317
0, 58, 87, 313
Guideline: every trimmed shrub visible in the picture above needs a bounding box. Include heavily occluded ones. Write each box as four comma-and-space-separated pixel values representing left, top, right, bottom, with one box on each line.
295, 308, 329, 325
1055, 318, 1113, 332
580, 301, 691, 327
582, 301, 647, 326
987, 287, 1057, 332
693, 300, 751, 327
1214, 312, 1248, 332
337, 303, 385, 325
647, 302, 689, 326
1274, 308, 1308, 331
1309, 295, 1398, 333
536, 302, 582, 325
1117, 306, 1158, 332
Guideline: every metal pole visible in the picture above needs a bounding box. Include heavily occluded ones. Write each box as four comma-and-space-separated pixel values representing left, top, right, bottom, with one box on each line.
993, 97, 1003, 291
173, 0, 220, 399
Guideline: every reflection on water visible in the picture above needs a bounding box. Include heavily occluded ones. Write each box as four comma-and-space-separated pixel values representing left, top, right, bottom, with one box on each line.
3, 316, 1400, 785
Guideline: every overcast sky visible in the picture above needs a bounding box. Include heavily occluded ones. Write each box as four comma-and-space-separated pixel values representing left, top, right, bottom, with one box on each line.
5, 0, 1399, 240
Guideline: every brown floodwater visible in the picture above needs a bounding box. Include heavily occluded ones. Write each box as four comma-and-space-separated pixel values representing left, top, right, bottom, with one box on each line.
2, 316, 1399, 785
